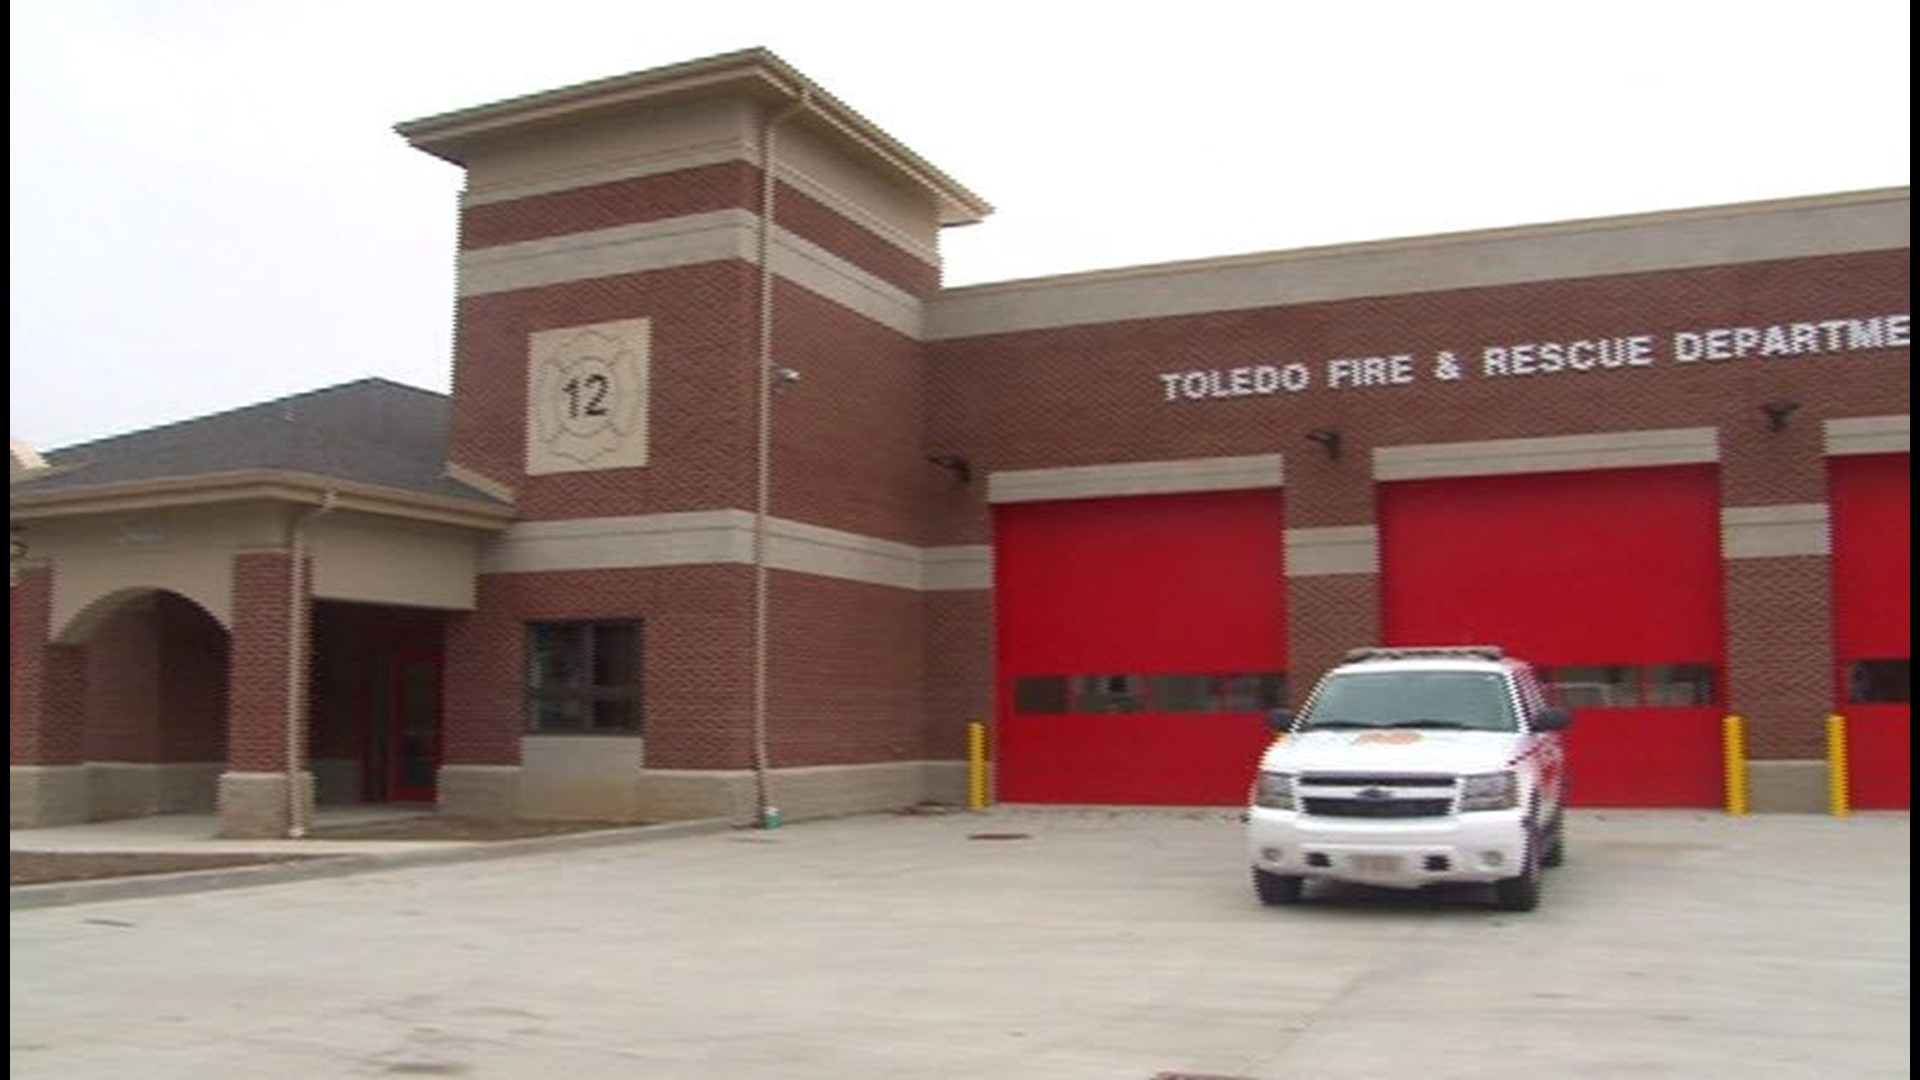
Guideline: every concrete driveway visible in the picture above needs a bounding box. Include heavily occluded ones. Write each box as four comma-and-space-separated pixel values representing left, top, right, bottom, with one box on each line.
9, 808, 1910, 1079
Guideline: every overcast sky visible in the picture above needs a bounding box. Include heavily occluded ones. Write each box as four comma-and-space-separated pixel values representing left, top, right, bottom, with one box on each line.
10, 0, 1910, 450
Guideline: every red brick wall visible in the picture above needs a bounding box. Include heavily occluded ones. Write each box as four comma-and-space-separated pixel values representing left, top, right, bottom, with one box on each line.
449, 262, 759, 516
1719, 394, 1836, 760
458, 163, 759, 250
925, 251, 1909, 544
445, 565, 755, 769
925, 590, 992, 760
67, 593, 227, 766
227, 552, 302, 772
462, 268, 933, 536
450, 252, 934, 532
1279, 422, 1385, 697
445, 158, 948, 774
774, 182, 939, 297
83, 604, 159, 761
457, 162, 937, 296
447, 566, 933, 772
157, 593, 228, 762
1286, 576, 1382, 709
1727, 558, 1834, 759
10, 567, 83, 766
766, 280, 931, 544
441, 143, 1903, 779
10, 568, 49, 762
40, 646, 89, 766
767, 573, 924, 766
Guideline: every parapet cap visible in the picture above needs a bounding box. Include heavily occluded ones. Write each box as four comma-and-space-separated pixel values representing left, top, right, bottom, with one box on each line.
396, 47, 992, 227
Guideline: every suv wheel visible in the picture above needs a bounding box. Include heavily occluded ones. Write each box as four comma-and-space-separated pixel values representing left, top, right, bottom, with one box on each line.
1252, 867, 1305, 906
1541, 812, 1566, 869
1492, 837, 1543, 912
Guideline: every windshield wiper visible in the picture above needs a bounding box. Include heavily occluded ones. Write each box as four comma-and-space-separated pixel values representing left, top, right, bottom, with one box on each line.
1297, 719, 1373, 730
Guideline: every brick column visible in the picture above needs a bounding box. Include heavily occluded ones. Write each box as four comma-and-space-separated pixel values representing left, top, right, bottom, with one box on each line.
1284, 441, 1380, 708
1721, 417, 1834, 812
437, 587, 524, 819
217, 549, 314, 837
1287, 571, 1380, 706
10, 565, 90, 825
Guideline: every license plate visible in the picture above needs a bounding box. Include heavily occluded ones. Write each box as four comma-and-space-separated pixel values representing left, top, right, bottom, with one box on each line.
1350, 854, 1403, 874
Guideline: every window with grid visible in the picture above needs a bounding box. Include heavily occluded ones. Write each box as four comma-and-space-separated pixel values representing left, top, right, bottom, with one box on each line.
1544, 663, 1718, 708
526, 621, 641, 733
1846, 658, 1911, 704
1009, 671, 1286, 714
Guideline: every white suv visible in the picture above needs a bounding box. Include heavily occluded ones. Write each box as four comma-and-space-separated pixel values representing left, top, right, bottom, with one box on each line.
1245, 646, 1571, 911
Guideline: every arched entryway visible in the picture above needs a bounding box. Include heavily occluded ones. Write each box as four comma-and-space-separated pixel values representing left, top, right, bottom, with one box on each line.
53, 587, 232, 820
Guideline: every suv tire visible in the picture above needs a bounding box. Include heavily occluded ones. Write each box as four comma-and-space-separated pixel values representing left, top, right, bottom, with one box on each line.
1541, 812, 1566, 869
1492, 835, 1543, 912
1253, 867, 1305, 906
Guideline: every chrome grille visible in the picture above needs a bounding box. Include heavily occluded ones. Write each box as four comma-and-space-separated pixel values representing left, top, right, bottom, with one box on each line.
1299, 773, 1454, 788
1303, 797, 1453, 818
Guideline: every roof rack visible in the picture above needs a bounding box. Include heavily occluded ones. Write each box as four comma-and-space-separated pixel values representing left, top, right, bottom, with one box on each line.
1344, 645, 1505, 663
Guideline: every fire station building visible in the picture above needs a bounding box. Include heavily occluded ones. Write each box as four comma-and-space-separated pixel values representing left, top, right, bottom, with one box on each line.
10, 49, 1909, 836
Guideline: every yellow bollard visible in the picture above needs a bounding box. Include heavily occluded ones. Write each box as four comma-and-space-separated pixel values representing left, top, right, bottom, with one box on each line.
1827, 714, 1850, 818
1722, 714, 1748, 816
967, 721, 989, 811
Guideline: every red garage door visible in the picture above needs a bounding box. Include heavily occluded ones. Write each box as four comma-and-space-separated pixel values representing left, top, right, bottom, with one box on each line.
995, 489, 1285, 804
1831, 452, 1910, 809
1382, 466, 1724, 807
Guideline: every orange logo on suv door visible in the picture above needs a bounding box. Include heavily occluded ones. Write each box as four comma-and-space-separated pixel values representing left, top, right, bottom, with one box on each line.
1353, 731, 1424, 745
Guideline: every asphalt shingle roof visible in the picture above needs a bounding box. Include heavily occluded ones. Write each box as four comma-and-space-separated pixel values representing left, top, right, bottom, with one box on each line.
12, 378, 505, 506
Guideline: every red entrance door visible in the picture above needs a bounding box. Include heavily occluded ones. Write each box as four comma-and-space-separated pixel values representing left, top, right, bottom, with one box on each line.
388, 650, 442, 803
314, 604, 447, 805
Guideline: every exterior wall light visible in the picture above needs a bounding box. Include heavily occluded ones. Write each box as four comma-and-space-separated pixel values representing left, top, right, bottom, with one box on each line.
1760, 400, 1801, 432
1306, 427, 1343, 460
926, 453, 972, 484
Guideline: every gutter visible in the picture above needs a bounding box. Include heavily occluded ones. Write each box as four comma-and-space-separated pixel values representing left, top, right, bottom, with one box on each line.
284, 491, 339, 838
750, 83, 812, 829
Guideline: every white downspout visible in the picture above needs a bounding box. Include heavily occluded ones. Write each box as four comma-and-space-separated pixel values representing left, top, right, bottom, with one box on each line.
752, 88, 811, 828
285, 490, 338, 838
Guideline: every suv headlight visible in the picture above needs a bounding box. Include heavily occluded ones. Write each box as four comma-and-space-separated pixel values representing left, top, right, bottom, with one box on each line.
1253, 771, 1297, 811
1459, 771, 1519, 811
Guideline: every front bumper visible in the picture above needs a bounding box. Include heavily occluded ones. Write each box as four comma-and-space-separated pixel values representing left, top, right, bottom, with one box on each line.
1247, 807, 1532, 889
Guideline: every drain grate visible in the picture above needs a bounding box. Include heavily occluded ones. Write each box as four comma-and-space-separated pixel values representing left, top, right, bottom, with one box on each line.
966, 832, 1032, 841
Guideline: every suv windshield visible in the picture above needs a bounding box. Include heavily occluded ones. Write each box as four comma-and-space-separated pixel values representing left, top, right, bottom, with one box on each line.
1297, 670, 1517, 732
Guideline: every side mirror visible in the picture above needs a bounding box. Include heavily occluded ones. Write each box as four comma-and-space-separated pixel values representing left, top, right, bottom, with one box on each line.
1267, 708, 1295, 733
1534, 706, 1573, 732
